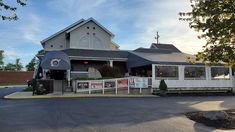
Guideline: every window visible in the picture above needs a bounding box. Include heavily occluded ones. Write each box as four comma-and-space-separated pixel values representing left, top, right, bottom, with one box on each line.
50, 45, 53, 48
87, 27, 89, 29
87, 32, 89, 35
184, 66, 206, 80
93, 33, 96, 36
60, 45, 63, 48
155, 65, 178, 79
93, 27, 95, 30
211, 67, 230, 80
79, 36, 89, 48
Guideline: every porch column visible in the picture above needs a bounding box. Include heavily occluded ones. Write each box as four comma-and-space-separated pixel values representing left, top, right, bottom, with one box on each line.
178, 65, 184, 81
67, 69, 71, 86
229, 67, 235, 93
109, 60, 113, 67
42, 69, 46, 79
152, 64, 155, 88
206, 66, 211, 80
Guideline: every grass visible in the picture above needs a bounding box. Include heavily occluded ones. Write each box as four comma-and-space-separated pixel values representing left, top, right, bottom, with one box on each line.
23, 87, 33, 92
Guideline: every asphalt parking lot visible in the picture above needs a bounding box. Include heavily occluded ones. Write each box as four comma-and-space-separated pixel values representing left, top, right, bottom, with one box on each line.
1, 87, 235, 132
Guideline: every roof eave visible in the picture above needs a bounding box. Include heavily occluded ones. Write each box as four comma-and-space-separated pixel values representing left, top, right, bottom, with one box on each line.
66, 17, 115, 37
40, 19, 85, 44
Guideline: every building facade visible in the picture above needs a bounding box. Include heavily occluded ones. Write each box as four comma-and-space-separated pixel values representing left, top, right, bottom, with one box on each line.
36, 17, 233, 92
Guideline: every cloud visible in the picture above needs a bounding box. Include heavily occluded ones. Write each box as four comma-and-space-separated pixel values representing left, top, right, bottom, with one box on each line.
116, 0, 206, 54
20, 14, 44, 45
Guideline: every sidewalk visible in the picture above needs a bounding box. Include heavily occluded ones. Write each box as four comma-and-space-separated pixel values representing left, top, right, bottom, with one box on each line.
4, 92, 158, 99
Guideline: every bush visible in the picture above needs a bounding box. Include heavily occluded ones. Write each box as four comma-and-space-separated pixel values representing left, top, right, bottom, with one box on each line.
99, 64, 122, 78
159, 79, 167, 91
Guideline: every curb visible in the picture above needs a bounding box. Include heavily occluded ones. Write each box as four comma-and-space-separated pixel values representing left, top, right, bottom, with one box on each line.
4, 92, 159, 100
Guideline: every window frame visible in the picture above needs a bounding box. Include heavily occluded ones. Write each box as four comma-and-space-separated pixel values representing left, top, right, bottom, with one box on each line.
155, 65, 179, 80
210, 66, 230, 80
184, 66, 206, 80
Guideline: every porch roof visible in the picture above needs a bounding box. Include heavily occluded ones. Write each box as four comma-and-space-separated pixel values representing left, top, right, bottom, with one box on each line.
37, 49, 129, 61
127, 48, 204, 68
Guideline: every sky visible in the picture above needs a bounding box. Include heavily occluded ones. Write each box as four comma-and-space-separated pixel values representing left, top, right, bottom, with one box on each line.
0, 0, 206, 68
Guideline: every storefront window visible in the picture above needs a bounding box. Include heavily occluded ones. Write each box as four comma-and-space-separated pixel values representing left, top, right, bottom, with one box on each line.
184, 66, 206, 80
211, 67, 230, 80
155, 65, 178, 80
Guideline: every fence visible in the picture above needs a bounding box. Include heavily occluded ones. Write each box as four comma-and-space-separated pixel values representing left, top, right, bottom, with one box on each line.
72, 77, 152, 94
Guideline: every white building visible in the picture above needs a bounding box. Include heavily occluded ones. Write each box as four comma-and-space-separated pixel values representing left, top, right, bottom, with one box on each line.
36, 17, 234, 94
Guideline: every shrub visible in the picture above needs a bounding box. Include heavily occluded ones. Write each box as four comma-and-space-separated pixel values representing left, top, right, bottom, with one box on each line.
159, 79, 167, 91
99, 64, 122, 78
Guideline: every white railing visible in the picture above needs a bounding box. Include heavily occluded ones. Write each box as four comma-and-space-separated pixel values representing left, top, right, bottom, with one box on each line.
72, 76, 152, 94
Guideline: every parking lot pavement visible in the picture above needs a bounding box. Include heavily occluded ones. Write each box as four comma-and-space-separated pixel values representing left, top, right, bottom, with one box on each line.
0, 87, 235, 132
0, 87, 25, 98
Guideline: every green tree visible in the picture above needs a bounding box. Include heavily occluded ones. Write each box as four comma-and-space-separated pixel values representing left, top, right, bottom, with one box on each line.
179, 0, 235, 65
26, 57, 36, 71
0, 0, 27, 21
0, 50, 4, 70
5, 63, 16, 71
15, 58, 23, 71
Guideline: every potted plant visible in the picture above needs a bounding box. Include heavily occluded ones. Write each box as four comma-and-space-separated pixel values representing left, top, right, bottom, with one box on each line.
159, 79, 168, 96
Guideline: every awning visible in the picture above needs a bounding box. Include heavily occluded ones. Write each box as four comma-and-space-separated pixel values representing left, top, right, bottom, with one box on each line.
41, 51, 71, 70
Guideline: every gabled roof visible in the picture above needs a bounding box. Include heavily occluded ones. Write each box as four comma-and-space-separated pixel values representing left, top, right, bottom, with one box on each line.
128, 46, 203, 67
41, 19, 85, 44
66, 17, 114, 37
150, 43, 182, 53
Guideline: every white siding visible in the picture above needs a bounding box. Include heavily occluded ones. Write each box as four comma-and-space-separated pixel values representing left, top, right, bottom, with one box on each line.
70, 21, 111, 50
43, 33, 66, 51
152, 64, 233, 88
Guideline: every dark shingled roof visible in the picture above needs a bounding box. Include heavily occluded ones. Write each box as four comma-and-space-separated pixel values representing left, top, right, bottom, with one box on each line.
128, 44, 203, 67
63, 49, 129, 58
150, 43, 182, 53
37, 43, 203, 68
38, 49, 129, 60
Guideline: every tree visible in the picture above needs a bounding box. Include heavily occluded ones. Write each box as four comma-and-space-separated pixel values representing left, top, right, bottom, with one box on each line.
0, 50, 4, 70
26, 57, 36, 71
5, 58, 23, 71
15, 58, 23, 71
99, 64, 122, 78
179, 0, 235, 65
0, 0, 27, 21
5, 63, 16, 71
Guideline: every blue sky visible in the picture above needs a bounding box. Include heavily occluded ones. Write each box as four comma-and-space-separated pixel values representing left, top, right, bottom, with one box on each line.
0, 0, 206, 68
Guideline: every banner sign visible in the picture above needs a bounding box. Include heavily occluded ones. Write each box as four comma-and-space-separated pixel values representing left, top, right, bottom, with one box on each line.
118, 79, 128, 88
129, 77, 148, 88
91, 81, 103, 89
77, 82, 89, 89
104, 81, 116, 88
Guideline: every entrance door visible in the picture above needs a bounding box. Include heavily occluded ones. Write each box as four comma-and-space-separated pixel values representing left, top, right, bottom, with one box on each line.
49, 70, 66, 94
50, 70, 66, 80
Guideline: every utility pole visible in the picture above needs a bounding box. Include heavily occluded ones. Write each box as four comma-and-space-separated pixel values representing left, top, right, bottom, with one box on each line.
154, 31, 160, 44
